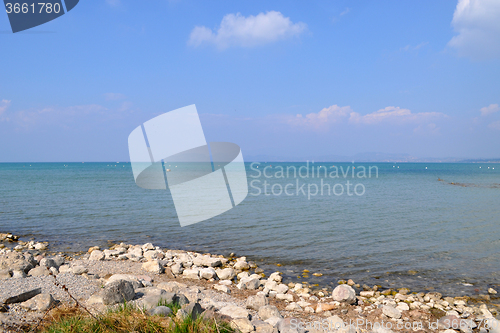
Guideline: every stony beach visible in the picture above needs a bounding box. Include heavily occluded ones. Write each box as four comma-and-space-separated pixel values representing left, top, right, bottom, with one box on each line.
1, 232, 499, 333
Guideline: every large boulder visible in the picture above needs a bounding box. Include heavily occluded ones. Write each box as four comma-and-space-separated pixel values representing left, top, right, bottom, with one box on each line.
102, 280, 135, 305
230, 318, 254, 333
258, 305, 282, 321
89, 250, 105, 261
142, 260, 164, 274
20, 294, 55, 312
382, 305, 402, 319
246, 294, 269, 311
219, 305, 250, 319
200, 267, 217, 280
332, 285, 356, 304
0, 252, 33, 273
216, 268, 236, 280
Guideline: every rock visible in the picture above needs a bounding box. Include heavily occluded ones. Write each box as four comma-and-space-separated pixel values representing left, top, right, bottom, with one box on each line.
488, 288, 498, 294
89, 250, 105, 261
214, 285, 231, 293
171, 263, 183, 275
182, 268, 200, 280
325, 315, 345, 331
285, 303, 302, 311
264, 317, 281, 328
316, 303, 336, 313
34, 243, 47, 251
193, 256, 222, 268
258, 305, 282, 321
39, 258, 58, 269
176, 308, 188, 321
142, 243, 155, 251
332, 285, 356, 304
239, 277, 260, 290
106, 274, 143, 289
142, 260, 164, 274
58, 265, 71, 273
0, 269, 11, 279
176, 294, 189, 306
277, 318, 302, 333
231, 318, 255, 333
157, 281, 186, 293
71, 265, 88, 275
11, 270, 26, 278
253, 320, 274, 333
360, 290, 374, 297
102, 280, 135, 305
2, 288, 42, 305
275, 284, 288, 294
396, 302, 409, 311
20, 293, 55, 312
148, 306, 172, 317
182, 302, 203, 320
219, 305, 250, 319
247, 294, 269, 311
28, 266, 50, 277
0, 252, 33, 272
382, 305, 401, 319
275, 293, 293, 302
216, 268, 236, 280
234, 260, 250, 271
269, 272, 282, 283
200, 267, 217, 280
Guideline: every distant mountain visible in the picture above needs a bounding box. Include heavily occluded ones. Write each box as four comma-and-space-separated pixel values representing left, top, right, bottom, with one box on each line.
245, 152, 466, 163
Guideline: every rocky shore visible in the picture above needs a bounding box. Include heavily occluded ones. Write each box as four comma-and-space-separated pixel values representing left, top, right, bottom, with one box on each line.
1, 232, 499, 333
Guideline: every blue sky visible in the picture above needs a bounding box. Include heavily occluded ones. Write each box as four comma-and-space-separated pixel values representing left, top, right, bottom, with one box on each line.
1, 0, 500, 162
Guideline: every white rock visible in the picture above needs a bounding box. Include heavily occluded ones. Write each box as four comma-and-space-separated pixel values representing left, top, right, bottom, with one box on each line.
214, 285, 230, 293
285, 303, 302, 311
219, 305, 250, 319
216, 267, 236, 280
142, 243, 154, 251
275, 284, 289, 294
183, 268, 200, 279
269, 272, 282, 282
89, 250, 105, 261
332, 285, 356, 304
200, 267, 217, 280
396, 302, 409, 311
71, 265, 88, 275
142, 260, 164, 274
230, 318, 254, 333
276, 293, 293, 302
382, 305, 402, 319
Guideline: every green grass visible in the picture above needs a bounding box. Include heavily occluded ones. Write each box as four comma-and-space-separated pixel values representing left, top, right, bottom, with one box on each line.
37, 301, 234, 333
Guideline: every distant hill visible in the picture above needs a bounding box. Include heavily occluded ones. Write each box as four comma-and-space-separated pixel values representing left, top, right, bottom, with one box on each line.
245, 152, 468, 163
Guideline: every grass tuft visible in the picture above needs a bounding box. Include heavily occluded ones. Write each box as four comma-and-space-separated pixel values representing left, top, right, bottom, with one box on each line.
36, 302, 234, 333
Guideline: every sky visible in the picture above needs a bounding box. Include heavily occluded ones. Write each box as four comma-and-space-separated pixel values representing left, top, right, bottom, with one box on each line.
1, 0, 500, 162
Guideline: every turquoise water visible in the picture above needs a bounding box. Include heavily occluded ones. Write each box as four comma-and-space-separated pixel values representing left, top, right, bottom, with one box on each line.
1, 162, 499, 296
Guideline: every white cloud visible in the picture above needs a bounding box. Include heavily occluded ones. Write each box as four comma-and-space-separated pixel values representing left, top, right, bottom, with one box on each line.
340, 8, 350, 16
489, 120, 500, 130
286, 105, 352, 129
480, 103, 499, 116
349, 106, 446, 124
104, 92, 126, 100
285, 105, 447, 130
400, 42, 428, 52
448, 0, 500, 60
0, 99, 11, 116
188, 11, 307, 49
